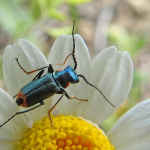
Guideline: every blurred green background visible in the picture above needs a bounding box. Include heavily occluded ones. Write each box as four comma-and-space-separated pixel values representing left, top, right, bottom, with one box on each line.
0, 0, 150, 133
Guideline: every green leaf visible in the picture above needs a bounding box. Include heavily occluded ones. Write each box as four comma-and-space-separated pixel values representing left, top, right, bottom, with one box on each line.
48, 9, 66, 20
107, 25, 146, 57
48, 0, 65, 8
45, 26, 72, 37
66, 0, 93, 5
31, 0, 41, 19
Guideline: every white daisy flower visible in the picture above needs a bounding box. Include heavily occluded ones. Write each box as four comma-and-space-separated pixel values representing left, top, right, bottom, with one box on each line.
0, 34, 144, 150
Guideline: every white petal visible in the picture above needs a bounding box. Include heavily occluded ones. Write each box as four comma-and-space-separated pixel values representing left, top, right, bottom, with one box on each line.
3, 39, 48, 96
48, 34, 91, 116
0, 89, 28, 141
107, 99, 150, 150
0, 141, 18, 150
81, 46, 133, 124
3, 39, 51, 121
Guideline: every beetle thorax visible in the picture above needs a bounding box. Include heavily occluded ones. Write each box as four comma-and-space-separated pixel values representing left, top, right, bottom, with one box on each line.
53, 66, 79, 89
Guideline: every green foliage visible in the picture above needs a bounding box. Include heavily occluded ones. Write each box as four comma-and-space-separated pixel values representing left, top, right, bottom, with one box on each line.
108, 25, 146, 57
100, 115, 117, 133
0, 0, 93, 89
0, 0, 32, 38
31, 0, 42, 19
31, 0, 66, 20
45, 26, 72, 37
66, 0, 92, 4
48, 9, 66, 21
0, 0, 92, 40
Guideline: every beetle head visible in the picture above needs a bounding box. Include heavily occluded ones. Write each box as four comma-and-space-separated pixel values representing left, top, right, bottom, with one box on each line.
65, 66, 79, 83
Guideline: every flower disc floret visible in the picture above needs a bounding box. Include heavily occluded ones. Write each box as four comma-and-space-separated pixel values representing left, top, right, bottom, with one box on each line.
17, 115, 115, 150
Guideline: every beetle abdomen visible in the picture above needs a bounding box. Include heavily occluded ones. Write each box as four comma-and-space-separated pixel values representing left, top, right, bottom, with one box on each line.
17, 73, 61, 107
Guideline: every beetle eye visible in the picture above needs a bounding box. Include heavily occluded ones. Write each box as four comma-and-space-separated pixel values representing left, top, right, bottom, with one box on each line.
70, 73, 79, 83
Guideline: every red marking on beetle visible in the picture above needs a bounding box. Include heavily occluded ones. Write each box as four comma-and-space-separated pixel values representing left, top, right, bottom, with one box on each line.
57, 70, 62, 72
17, 91, 28, 107
65, 81, 70, 88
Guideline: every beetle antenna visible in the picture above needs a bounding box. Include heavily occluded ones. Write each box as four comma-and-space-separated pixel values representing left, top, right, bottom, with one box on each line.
72, 19, 77, 70
78, 74, 115, 107
0, 102, 44, 128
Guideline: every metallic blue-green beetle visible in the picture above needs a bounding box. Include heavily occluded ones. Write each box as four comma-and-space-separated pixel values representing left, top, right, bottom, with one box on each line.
0, 20, 114, 128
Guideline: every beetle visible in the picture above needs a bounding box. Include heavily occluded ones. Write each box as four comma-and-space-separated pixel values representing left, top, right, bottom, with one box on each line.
0, 19, 115, 128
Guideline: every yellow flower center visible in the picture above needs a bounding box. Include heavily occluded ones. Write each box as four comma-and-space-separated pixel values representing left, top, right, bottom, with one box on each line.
17, 115, 115, 150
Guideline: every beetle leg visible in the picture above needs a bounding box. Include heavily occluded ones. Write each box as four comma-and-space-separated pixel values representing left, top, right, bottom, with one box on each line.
13, 94, 18, 99
15, 58, 49, 75
52, 53, 73, 66
60, 88, 88, 102
48, 93, 65, 126
65, 91, 88, 102
0, 102, 44, 128
48, 64, 54, 73
17, 101, 45, 114
32, 70, 44, 80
